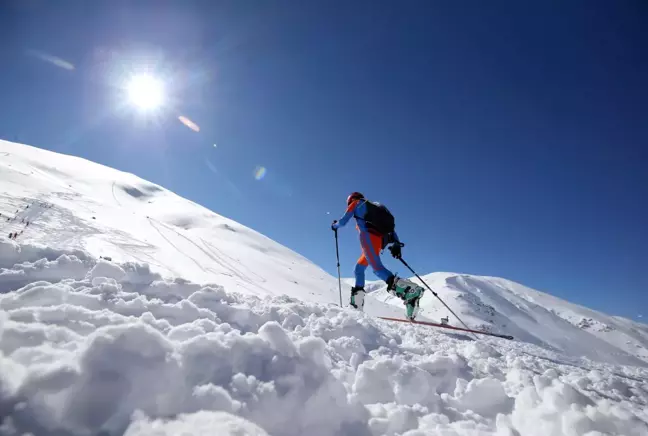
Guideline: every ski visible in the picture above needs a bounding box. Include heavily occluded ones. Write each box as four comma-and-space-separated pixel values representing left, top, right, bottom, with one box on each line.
378, 316, 514, 340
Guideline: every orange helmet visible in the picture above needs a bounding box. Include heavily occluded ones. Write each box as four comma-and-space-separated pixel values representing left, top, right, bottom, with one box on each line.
347, 192, 364, 205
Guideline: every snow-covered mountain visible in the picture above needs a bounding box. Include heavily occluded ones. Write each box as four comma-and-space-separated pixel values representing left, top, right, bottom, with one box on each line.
1, 139, 647, 436
370, 273, 648, 365
1, 139, 337, 303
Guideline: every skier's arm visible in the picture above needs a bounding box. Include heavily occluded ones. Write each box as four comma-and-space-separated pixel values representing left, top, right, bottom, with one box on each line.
391, 230, 401, 244
332, 200, 360, 230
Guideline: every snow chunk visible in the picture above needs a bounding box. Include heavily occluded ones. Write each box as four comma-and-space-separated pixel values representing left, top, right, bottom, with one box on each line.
125, 410, 269, 436
192, 383, 241, 412
0, 239, 90, 269
86, 259, 125, 281
0, 254, 88, 292
446, 377, 514, 417
121, 262, 162, 284
259, 321, 296, 357
367, 403, 429, 435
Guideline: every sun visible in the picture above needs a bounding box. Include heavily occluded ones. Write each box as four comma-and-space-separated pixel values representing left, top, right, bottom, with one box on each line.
127, 74, 165, 110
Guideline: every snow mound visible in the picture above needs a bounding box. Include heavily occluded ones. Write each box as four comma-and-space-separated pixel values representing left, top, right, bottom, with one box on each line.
125, 411, 270, 436
1, 254, 647, 436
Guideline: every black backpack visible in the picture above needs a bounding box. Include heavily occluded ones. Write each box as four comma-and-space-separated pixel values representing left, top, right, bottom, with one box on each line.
359, 200, 395, 235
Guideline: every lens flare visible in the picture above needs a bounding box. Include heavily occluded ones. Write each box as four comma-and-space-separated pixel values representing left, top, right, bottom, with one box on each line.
178, 115, 200, 132
27, 49, 75, 70
254, 166, 267, 180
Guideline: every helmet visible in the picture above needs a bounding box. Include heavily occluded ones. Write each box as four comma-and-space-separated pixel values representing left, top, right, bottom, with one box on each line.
347, 192, 364, 205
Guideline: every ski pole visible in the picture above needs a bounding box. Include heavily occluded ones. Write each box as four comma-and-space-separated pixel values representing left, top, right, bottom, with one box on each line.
333, 225, 343, 307
399, 257, 479, 340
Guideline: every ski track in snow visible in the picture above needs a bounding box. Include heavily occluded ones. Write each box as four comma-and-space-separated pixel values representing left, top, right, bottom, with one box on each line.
1, 139, 648, 436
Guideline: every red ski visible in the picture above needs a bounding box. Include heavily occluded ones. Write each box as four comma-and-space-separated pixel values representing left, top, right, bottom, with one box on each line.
378, 316, 514, 340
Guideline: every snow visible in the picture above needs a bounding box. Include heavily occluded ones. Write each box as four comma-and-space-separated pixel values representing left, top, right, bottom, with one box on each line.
124, 411, 270, 436
369, 273, 648, 365
1, 139, 647, 436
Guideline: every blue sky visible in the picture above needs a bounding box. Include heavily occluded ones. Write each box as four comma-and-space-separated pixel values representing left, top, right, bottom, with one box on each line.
1, 1, 646, 320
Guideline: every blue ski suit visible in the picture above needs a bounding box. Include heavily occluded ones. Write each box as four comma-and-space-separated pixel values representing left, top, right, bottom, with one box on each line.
332, 199, 399, 288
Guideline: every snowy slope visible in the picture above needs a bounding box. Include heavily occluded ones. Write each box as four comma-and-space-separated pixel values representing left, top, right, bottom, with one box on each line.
0, 140, 401, 321
370, 273, 648, 366
1, 139, 648, 436
0, 140, 337, 302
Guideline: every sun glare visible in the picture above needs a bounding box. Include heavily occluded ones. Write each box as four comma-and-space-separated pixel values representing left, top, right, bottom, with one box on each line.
127, 74, 164, 110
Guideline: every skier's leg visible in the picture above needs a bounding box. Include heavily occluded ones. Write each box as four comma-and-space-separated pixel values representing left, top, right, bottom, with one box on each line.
358, 232, 424, 319
354, 256, 368, 288
350, 254, 368, 310
359, 231, 393, 282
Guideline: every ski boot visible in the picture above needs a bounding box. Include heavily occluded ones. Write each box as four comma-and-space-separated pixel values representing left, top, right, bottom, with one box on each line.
388, 275, 424, 320
350, 286, 365, 311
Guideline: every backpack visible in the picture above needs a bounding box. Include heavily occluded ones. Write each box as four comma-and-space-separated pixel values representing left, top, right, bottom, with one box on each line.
360, 201, 395, 235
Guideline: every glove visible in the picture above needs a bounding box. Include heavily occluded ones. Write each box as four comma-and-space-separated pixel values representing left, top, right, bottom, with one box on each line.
389, 242, 404, 259
331, 220, 339, 231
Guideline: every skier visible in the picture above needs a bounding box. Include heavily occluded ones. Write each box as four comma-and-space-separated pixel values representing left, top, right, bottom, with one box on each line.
331, 192, 424, 320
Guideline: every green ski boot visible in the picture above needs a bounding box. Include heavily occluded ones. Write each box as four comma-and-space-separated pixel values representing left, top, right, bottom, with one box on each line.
388, 276, 424, 320
350, 286, 365, 311
405, 295, 421, 320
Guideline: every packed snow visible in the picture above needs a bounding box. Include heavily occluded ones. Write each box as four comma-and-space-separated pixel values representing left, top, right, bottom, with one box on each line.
1, 139, 647, 436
